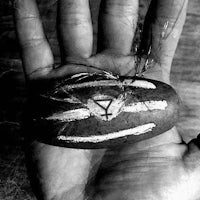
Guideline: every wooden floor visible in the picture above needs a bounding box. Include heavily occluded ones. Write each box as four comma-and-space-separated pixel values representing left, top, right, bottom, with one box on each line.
172, 0, 200, 142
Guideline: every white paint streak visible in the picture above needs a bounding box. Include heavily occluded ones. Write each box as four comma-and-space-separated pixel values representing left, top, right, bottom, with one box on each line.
123, 100, 168, 112
45, 100, 168, 122
127, 80, 156, 89
65, 79, 156, 90
46, 108, 91, 122
57, 123, 156, 143
71, 73, 89, 78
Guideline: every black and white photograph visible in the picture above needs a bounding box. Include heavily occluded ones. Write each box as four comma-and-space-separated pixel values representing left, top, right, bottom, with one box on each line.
1, 0, 200, 199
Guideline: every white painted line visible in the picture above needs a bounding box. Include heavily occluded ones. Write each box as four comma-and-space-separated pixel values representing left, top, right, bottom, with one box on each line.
122, 100, 168, 112
57, 123, 156, 143
122, 79, 156, 89
46, 108, 91, 122
71, 73, 89, 78
64, 79, 156, 90
45, 100, 167, 122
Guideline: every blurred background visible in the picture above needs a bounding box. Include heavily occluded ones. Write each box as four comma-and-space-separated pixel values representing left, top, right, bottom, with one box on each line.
0, 0, 200, 199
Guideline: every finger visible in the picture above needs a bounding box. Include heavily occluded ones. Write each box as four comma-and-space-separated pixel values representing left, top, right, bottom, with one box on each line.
139, 0, 188, 78
58, 0, 93, 61
13, 0, 54, 79
184, 134, 200, 170
98, 0, 139, 55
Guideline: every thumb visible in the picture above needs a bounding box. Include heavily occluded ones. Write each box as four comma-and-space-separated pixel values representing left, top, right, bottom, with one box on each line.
183, 134, 200, 170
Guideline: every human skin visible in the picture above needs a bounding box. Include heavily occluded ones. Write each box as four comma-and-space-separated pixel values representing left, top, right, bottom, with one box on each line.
13, 0, 200, 200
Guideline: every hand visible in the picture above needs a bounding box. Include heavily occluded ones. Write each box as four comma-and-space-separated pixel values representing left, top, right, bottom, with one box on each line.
13, 0, 200, 200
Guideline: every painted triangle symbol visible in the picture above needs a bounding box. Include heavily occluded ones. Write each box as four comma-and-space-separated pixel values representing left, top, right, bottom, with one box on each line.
93, 99, 113, 120
93, 99, 113, 110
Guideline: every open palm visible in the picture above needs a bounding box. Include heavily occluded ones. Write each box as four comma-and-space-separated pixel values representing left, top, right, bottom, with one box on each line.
13, 0, 200, 200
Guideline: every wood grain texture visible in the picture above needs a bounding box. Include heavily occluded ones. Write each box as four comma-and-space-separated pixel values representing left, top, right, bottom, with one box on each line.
171, 0, 200, 142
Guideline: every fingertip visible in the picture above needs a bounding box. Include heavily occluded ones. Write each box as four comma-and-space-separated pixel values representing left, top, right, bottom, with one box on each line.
139, 0, 188, 77
13, 0, 54, 79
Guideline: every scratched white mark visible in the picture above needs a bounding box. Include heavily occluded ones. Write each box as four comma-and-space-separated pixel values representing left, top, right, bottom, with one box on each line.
46, 108, 91, 122
71, 73, 89, 79
57, 123, 156, 143
64, 79, 156, 90
123, 100, 168, 112
161, 21, 169, 38
63, 98, 80, 104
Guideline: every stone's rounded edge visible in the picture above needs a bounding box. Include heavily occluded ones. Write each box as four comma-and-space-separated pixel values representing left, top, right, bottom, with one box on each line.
26, 74, 180, 149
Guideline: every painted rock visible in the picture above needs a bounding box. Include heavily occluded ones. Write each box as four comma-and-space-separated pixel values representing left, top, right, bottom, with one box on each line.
25, 72, 180, 149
